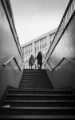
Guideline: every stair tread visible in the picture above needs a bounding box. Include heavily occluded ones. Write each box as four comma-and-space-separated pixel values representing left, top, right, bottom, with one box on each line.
2, 106, 75, 110
4, 99, 75, 102
7, 88, 75, 91
0, 115, 75, 119
6, 93, 75, 96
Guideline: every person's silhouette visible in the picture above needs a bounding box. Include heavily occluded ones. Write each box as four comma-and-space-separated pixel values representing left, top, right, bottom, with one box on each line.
37, 51, 42, 69
29, 54, 35, 69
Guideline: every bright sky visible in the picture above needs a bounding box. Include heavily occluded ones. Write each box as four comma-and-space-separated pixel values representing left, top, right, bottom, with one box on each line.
10, 0, 69, 46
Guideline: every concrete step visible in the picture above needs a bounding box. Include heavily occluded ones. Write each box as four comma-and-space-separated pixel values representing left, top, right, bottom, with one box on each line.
0, 106, 75, 115
0, 115, 75, 119
2, 99, 75, 107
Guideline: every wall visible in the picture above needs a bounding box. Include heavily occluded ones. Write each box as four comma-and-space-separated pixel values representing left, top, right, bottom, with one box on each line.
0, 63, 22, 99
47, 11, 75, 89
0, 1, 23, 99
0, 1, 23, 68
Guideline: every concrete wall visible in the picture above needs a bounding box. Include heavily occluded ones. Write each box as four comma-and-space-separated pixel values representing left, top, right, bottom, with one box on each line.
0, 1, 23, 99
0, 1, 23, 68
0, 63, 23, 99
47, 14, 75, 89
47, 59, 75, 89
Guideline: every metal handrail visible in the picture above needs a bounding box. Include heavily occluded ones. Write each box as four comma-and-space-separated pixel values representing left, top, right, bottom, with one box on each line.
2, 56, 14, 66
63, 57, 75, 64
0, 56, 22, 71
52, 57, 66, 72
52, 57, 75, 72
13, 57, 22, 71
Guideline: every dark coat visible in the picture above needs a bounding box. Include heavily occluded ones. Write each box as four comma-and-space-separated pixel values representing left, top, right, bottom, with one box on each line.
29, 55, 35, 66
37, 52, 42, 65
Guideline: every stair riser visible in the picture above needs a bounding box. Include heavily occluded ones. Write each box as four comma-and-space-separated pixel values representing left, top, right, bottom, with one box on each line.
2, 101, 75, 107
0, 108, 75, 115
7, 90, 74, 94
5, 96, 75, 100
7, 92, 74, 95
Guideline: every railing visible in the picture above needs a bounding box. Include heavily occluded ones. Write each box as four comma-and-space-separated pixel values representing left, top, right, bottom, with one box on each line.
51, 57, 66, 72
0, 56, 22, 71
44, 0, 75, 66
51, 57, 75, 72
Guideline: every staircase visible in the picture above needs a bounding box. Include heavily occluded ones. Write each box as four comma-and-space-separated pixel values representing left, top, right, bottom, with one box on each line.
19, 69, 53, 89
0, 69, 75, 119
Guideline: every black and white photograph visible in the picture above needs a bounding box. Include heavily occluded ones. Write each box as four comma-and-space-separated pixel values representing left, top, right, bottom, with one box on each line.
0, 0, 75, 119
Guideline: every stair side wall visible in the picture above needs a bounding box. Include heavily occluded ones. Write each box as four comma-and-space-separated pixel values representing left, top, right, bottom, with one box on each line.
0, 1, 23, 99
46, 9, 75, 89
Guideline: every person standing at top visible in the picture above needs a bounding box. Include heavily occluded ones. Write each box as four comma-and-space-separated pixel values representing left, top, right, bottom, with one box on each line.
29, 54, 35, 69
37, 51, 42, 69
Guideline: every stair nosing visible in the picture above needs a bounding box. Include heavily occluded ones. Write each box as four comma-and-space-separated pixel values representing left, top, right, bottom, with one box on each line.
7, 94, 75, 96
2, 106, 75, 110
4, 99, 75, 102
0, 115, 75, 119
